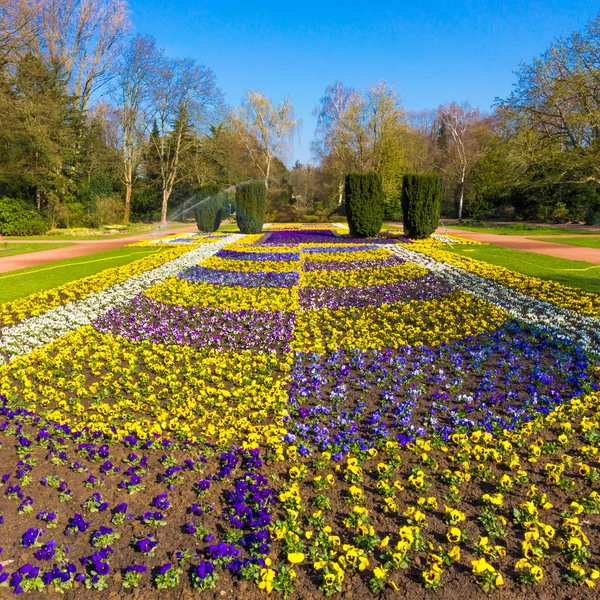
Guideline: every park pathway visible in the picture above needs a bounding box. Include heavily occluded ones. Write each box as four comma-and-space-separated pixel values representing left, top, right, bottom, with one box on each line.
0, 225, 198, 274
437, 227, 600, 264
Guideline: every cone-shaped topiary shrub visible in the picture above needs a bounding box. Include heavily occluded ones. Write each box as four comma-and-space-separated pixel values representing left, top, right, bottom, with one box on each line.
345, 172, 384, 238
401, 173, 442, 239
236, 181, 266, 234
195, 184, 223, 232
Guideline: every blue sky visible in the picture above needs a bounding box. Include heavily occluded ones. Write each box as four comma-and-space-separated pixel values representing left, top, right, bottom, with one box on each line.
129, 0, 598, 164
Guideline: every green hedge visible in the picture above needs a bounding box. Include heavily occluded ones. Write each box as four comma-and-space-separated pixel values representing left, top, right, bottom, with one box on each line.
345, 172, 384, 238
195, 184, 224, 232
0, 197, 48, 235
236, 181, 266, 234
401, 174, 442, 239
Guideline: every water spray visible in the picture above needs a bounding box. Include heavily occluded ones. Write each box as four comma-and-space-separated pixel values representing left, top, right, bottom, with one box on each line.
164, 180, 255, 226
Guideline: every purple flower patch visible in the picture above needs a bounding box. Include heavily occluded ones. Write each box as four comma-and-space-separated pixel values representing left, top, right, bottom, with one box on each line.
94, 296, 295, 353
299, 274, 453, 309
179, 266, 299, 288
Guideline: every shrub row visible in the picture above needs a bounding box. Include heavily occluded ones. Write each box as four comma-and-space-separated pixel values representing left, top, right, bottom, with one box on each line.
0, 197, 48, 236
236, 181, 266, 234
345, 172, 442, 239
195, 185, 225, 233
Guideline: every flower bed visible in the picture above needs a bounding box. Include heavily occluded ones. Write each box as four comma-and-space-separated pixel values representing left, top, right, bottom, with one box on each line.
0, 246, 192, 328
0, 226, 598, 599
405, 238, 600, 318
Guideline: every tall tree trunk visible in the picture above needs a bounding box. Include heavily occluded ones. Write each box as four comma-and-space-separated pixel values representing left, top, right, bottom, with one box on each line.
36, 187, 41, 211
265, 157, 270, 191
457, 179, 465, 221
161, 188, 169, 224
338, 180, 344, 206
124, 184, 132, 224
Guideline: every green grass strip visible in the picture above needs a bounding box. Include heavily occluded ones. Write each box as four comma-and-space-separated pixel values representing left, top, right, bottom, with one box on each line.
528, 236, 600, 249
445, 245, 600, 295
0, 247, 163, 304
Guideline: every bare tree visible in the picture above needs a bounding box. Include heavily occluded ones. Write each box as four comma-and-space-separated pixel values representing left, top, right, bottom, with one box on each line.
438, 102, 484, 220
405, 109, 439, 172
290, 161, 320, 211
149, 56, 223, 223
233, 91, 299, 190
313, 80, 407, 210
115, 35, 158, 223
312, 81, 362, 205
0, 0, 41, 67
28, 0, 130, 112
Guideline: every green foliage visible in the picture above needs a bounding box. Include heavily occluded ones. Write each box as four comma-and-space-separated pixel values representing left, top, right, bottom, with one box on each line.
131, 185, 161, 223
236, 181, 266, 234
195, 185, 225, 232
80, 172, 114, 208
0, 197, 48, 235
383, 192, 403, 221
401, 174, 442, 239
94, 196, 125, 227
345, 172, 384, 238
0, 54, 81, 203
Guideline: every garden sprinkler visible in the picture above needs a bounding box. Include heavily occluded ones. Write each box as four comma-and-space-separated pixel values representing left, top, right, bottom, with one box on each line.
438, 220, 454, 248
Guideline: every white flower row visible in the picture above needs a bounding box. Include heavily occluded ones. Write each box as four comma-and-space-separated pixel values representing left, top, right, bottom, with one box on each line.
391, 245, 600, 352
147, 232, 223, 245
431, 233, 475, 245
0, 235, 241, 363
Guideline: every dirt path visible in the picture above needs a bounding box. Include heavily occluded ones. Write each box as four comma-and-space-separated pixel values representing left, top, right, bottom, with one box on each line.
442, 227, 600, 264
0, 225, 198, 274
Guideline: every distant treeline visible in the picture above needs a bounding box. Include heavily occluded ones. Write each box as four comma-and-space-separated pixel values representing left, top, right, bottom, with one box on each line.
1, 2, 600, 235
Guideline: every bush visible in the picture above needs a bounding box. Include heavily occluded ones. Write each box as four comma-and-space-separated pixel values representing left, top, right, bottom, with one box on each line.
0, 197, 48, 235
195, 185, 225, 232
61, 199, 88, 228
270, 205, 303, 223
345, 172, 384, 238
236, 181, 266, 234
94, 195, 124, 227
401, 174, 442, 239
551, 201, 568, 224
196, 194, 225, 232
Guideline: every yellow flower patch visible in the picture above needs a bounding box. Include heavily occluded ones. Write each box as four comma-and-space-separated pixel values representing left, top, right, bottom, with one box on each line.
146, 277, 299, 311
0, 326, 290, 451
291, 290, 508, 352
300, 263, 428, 288
304, 248, 393, 262
227, 234, 265, 247
201, 256, 300, 272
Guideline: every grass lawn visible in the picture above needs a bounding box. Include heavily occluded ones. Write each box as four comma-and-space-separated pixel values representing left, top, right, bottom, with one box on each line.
218, 223, 240, 232
529, 236, 600, 248
0, 246, 166, 304
0, 242, 73, 258
444, 222, 600, 236
4, 222, 192, 241
445, 244, 600, 295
